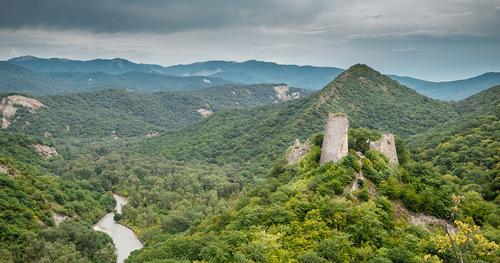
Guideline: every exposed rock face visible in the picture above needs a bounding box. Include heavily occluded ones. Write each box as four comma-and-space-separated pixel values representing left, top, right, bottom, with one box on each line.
146, 131, 160, 137
320, 114, 349, 165
286, 139, 310, 164
370, 134, 399, 165
0, 165, 14, 178
0, 95, 47, 128
52, 212, 69, 226
273, 85, 301, 102
33, 144, 58, 160
197, 108, 213, 117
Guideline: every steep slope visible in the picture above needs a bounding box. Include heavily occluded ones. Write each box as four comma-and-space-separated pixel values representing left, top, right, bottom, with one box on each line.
0, 132, 117, 262
389, 72, 500, 101
138, 64, 457, 168
0, 84, 312, 138
0, 61, 234, 95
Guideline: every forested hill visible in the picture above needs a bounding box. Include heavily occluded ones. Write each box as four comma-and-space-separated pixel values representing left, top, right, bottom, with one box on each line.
0, 61, 234, 95
407, 85, 500, 201
0, 84, 312, 138
0, 132, 117, 262
138, 64, 457, 168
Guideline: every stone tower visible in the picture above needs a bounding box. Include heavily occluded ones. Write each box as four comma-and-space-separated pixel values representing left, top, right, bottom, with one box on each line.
286, 139, 310, 164
370, 134, 399, 165
319, 113, 349, 165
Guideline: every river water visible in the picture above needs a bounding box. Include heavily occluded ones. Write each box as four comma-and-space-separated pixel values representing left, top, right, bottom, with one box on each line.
93, 194, 143, 263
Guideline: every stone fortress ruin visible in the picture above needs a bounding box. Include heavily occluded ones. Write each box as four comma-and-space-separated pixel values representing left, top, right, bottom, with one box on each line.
287, 113, 398, 166
286, 139, 310, 164
369, 134, 399, 165
319, 113, 349, 165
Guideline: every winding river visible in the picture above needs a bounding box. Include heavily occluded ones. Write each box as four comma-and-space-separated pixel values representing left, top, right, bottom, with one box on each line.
93, 194, 143, 263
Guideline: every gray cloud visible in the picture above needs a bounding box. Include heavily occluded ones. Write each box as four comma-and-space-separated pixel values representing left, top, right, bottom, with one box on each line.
0, 0, 499, 81
0, 0, 331, 33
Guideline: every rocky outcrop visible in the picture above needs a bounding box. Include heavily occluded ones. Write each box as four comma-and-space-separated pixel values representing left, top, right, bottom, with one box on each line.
146, 131, 160, 137
320, 114, 349, 165
33, 144, 58, 160
273, 85, 301, 103
197, 108, 213, 117
0, 95, 47, 128
286, 139, 310, 164
52, 212, 69, 226
370, 134, 399, 165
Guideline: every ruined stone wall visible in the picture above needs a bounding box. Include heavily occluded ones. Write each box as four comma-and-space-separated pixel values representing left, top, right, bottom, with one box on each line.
370, 134, 399, 165
319, 114, 349, 165
286, 139, 310, 164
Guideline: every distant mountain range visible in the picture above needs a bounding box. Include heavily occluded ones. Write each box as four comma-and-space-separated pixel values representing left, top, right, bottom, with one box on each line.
4, 56, 500, 101
0, 61, 234, 95
7, 56, 343, 91
388, 73, 500, 101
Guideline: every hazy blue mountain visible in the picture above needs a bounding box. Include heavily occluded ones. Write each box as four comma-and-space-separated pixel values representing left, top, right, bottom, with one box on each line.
388, 72, 500, 101
6, 56, 500, 100
0, 61, 234, 95
7, 56, 344, 90
156, 60, 345, 90
7, 56, 154, 74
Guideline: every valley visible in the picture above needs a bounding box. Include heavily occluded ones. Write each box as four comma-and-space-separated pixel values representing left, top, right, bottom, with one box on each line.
0, 59, 499, 263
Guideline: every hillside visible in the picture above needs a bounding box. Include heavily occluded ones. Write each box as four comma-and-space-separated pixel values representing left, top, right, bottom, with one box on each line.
0, 132, 117, 262
0, 61, 234, 95
407, 85, 500, 203
138, 64, 458, 169
2, 63, 500, 263
389, 73, 500, 101
0, 84, 312, 138
125, 127, 500, 262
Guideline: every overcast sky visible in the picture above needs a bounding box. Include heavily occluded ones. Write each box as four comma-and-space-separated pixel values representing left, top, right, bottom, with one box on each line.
0, 0, 499, 81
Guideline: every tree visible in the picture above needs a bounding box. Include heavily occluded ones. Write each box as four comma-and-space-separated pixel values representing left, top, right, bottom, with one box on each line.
429, 220, 499, 263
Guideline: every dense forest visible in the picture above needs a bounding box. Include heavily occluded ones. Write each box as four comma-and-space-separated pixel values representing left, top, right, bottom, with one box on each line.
1, 83, 311, 138
1, 64, 499, 262
0, 133, 116, 262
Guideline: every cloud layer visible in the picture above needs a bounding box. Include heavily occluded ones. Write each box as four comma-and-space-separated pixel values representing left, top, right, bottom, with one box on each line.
0, 0, 499, 81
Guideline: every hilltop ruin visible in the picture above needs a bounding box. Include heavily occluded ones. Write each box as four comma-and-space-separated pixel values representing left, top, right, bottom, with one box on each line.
288, 114, 399, 166
319, 113, 349, 165
286, 139, 310, 164
370, 134, 399, 165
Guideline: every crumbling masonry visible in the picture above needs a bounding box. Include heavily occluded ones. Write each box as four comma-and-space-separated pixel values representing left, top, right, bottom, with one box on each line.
286, 139, 310, 164
319, 113, 349, 165
288, 114, 398, 166
370, 134, 399, 165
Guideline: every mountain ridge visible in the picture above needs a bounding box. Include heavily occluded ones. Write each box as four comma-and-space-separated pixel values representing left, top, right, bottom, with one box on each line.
6, 56, 500, 100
